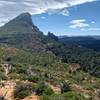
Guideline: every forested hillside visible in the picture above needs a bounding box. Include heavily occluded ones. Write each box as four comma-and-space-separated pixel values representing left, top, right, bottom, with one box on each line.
0, 13, 100, 100
59, 36, 100, 51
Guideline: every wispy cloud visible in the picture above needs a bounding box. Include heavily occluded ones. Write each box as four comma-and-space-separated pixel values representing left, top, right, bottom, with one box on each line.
91, 21, 95, 24
69, 19, 89, 29
80, 27, 100, 31
0, 0, 97, 26
69, 19, 100, 32
41, 16, 46, 19
88, 27, 100, 31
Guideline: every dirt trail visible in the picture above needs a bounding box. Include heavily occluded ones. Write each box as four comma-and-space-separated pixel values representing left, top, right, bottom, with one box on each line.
72, 84, 93, 94
0, 80, 15, 100
1, 64, 11, 79
0, 80, 39, 100
50, 85, 61, 94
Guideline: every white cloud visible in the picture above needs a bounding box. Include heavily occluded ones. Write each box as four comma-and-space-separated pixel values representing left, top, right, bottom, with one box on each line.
41, 16, 46, 19
80, 28, 100, 31
69, 19, 100, 31
70, 20, 86, 24
91, 21, 95, 24
69, 19, 89, 29
60, 9, 69, 16
88, 28, 100, 31
0, 0, 97, 26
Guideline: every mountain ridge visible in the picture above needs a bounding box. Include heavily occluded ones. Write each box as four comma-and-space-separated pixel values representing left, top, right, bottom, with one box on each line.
0, 13, 49, 52
0, 12, 40, 35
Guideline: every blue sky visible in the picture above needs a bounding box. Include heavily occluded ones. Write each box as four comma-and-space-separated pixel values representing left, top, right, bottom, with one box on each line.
32, 0, 100, 36
0, 0, 100, 36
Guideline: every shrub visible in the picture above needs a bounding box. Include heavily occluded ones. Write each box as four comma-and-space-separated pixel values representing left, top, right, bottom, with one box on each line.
35, 82, 54, 95
39, 92, 85, 100
27, 76, 39, 83
39, 94, 66, 100
14, 83, 30, 99
0, 72, 7, 80
60, 82, 71, 93
14, 82, 54, 99
63, 92, 86, 100
9, 73, 19, 79
43, 86, 54, 95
